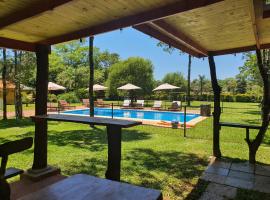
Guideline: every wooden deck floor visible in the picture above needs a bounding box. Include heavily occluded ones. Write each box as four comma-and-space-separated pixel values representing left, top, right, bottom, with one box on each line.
11, 175, 66, 200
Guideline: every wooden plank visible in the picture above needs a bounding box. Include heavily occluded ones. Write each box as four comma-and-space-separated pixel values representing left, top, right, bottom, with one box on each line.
19, 174, 162, 200
40, 0, 224, 44
0, 37, 36, 52
151, 20, 208, 56
248, 0, 260, 49
0, 138, 33, 157
134, 23, 202, 57
0, 0, 73, 29
219, 122, 261, 129
31, 114, 142, 128
210, 45, 256, 56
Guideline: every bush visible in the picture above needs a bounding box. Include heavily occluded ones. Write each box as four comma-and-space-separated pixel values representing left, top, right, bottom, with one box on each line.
75, 88, 88, 100
58, 92, 80, 103
221, 94, 235, 102
48, 94, 58, 102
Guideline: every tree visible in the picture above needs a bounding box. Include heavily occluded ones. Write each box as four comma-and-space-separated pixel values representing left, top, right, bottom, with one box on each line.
106, 57, 154, 98
236, 74, 247, 94
162, 72, 186, 91
14, 50, 23, 119
221, 77, 237, 94
198, 75, 206, 96
1, 48, 7, 120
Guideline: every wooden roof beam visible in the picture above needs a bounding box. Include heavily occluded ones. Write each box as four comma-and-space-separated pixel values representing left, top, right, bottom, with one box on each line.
134, 24, 202, 57
151, 20, 208, 56
40, 0, 224, 45
248, 0, 260, 49
0, 37, 37, 52
0, 0, 73, 29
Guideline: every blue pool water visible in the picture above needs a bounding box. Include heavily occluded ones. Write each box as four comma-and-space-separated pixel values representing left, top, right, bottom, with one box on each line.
63, 108, 200, 122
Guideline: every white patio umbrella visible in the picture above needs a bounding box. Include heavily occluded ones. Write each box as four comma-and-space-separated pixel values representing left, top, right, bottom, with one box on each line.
117, 83, 141, 90
48, 82, 66, 91
86, 84, 108, 91
153, 83, 180, 91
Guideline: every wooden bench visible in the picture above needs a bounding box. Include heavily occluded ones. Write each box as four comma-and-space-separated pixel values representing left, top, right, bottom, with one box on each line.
0, 137, 33, 200
219, 122, 261, 141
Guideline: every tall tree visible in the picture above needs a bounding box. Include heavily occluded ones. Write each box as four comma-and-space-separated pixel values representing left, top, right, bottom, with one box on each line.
2, 48, 7, 120
198, 75, 206, 96
14, 50, 23, 119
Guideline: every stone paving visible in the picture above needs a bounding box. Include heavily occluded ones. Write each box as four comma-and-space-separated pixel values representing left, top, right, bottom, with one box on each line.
199, 157, 270, 199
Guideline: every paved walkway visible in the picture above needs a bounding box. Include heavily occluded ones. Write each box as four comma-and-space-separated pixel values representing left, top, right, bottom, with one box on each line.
200, 157, 270, 199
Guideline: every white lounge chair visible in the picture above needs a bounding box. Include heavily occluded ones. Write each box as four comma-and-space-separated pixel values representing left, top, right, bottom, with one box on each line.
136, 100, 144, 109
121, 100, 131, 108
152, 101, 162, 110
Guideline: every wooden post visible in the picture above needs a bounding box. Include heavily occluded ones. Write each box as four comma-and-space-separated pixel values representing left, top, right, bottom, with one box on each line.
187, 54, 192, 106
89, 36, 94, 117
245, 49, 270, 163
208, 55, 222, 158
32, 45, 50, 170
105, 125, 121, 181
2, 48, 7, 120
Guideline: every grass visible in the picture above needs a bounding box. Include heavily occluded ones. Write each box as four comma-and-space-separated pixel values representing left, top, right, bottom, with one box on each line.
0, 101, 270, 199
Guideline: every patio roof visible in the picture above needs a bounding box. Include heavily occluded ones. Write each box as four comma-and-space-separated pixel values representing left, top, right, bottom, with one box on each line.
1, 0, 269, 57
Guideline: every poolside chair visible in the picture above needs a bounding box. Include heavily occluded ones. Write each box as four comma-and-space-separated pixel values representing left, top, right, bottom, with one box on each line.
152, 101, 162, 110
136, 100, 144, 109
121, 100, 131, 108
95, 99, 111, 107
168, 101, 182, 111
47, 102, 59, 112
82, 99, 89, 107
58, 100, 76, 111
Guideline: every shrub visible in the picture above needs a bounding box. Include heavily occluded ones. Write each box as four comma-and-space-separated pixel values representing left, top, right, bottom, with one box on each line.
48, 94, 58, 102
58, 92, 80, 103
75, 88, 88, 100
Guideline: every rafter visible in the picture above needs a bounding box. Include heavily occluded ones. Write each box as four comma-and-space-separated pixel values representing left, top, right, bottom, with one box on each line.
151, 20, 208, 56
134, 24, 202, 57
0, 37, 37, 52
248, 0, 260, 49
0, 0, 72, 29
40, 0, 224, 45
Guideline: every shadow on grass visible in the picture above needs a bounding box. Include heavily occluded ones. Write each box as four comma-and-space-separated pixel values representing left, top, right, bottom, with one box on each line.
0, 118, 33, 129
65, 148, 208, 199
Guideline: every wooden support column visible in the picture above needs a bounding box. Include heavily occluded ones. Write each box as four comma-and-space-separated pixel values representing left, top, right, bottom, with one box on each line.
32, 44, 49, 170
208, 55, 222, 158
89, 36, 94, 117
105, 125, 122, 181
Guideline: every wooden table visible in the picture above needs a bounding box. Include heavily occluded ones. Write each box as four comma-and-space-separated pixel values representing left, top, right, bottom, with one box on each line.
19, 174, 162, 200
31, 114, 142, 181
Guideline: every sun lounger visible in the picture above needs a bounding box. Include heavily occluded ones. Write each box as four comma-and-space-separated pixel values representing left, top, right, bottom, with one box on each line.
95, 99, 111, 107
121, 100, 131, 108
168, 101, 182, 111
152, 101, 162, 110
47, 102, 59, 112
58, 100, 76, 111
135, 100, 144, 109
82, 99, 89, 107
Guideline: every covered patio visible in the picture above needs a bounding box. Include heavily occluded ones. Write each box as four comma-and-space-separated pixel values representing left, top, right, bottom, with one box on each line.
1, 0, 270, 199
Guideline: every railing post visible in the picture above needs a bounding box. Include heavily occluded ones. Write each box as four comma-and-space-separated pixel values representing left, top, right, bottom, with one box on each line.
112, 103, 114, 119
184, 105, 187, 137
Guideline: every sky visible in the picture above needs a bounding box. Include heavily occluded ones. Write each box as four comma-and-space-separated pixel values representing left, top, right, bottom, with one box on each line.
94, 27, 246, 81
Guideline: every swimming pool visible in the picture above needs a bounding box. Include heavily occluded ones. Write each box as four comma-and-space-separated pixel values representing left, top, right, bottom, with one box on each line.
63, 108, 200, 122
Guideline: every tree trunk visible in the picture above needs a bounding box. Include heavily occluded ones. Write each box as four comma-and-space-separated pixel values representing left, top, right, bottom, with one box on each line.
2, 48, 7, 120
187, 55, 191, 106
89, 36, 94, 118
245, 49, 270, 164
14, 50, 22, 119
208, 55, 222, 158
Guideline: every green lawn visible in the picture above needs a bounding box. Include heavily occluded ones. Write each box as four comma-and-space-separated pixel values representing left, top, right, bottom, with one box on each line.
1, 101, 270, 199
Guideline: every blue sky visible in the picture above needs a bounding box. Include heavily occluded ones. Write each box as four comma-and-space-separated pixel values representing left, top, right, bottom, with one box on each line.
94, 28, 245, 81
